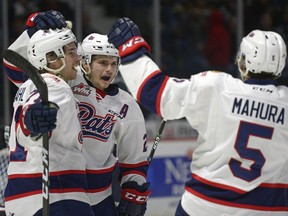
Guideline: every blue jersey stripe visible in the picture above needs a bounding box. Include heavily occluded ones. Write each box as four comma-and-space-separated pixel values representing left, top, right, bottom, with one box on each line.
185, 174, 288, 211
119, 163, 148, 181
5, 172, 88, 200
3, 64, 28, 85
86, 170, 114, 190
138, 72, 168, 116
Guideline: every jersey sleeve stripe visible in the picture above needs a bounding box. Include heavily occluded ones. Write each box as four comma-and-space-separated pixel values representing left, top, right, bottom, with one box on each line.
118, 161, 149, 168
137, 70, 169, 116
136, 70, 161, 102
156, 76, 169, 116
121, 170, 147, 179
3, 62, 28, 85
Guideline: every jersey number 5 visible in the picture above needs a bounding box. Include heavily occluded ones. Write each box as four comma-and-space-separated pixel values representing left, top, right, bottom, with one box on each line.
229, 120, 274, 182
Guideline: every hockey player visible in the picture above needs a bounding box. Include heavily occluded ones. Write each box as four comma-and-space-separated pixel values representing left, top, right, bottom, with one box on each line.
3, 15, 94, 216
3, 12, 150, 216
107, 18, 288, 215
4, 10, 68, 86
69, 33, 150, 216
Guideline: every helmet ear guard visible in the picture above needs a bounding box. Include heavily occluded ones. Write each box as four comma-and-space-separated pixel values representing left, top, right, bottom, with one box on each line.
77, 43, 92, 77
27, 28, 77, 75
237, 30, 287, 80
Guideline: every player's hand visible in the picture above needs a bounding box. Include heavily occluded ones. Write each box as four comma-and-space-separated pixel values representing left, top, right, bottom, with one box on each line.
22, 101, 59, 137
25, 10, 67, 37
107, 17, 150, 64
117, 181, 151, 216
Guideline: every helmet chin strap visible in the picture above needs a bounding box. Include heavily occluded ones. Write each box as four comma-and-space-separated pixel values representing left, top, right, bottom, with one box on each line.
239, 68, 249, 81
110, 67, 119, 84
80, 63, 100, 89
80, 63, 92, 79
44, 58, 66, 77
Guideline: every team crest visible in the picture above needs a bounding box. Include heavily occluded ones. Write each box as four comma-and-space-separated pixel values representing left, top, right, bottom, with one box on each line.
78, 102, 116, 142
72, 83, 91, 96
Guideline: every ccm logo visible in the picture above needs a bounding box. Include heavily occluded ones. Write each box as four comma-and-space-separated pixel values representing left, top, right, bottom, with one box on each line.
121, 36, 145, 52
42, 148, 49, 199
124, 192, 148, 203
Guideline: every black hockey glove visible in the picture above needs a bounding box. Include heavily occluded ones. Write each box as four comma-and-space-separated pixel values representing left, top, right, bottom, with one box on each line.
0, 125, 10, 150
21, 101, 59, 137
117, 181, 151, 216
108, 17, 150, 64
24, 10, 67, 37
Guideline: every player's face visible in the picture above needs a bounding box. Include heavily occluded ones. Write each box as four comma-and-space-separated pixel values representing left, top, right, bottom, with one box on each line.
60, 42, 81, 81
46, 42, 80, 81
89, 55, 118, 90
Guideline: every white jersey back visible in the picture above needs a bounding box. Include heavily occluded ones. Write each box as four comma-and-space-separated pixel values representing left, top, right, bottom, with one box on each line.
69, 71, 148, 205
5, 74, 90, 216
119, 55, 288, 215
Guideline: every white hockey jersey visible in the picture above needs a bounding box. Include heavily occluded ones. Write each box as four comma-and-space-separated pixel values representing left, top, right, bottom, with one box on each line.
5, 74, 90, 216
2, 30, 149, 207
119, 55, 288, 215
68, 71, 149, 205
69, 71, 148, 205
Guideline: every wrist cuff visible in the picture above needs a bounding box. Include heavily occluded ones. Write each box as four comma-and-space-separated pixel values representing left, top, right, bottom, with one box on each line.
25, 12, 40, 27
118, 36, 150, 58
121, 188, 151, 204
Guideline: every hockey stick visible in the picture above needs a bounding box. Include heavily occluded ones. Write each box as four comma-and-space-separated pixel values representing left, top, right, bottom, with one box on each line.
3, 49, 50, 216
147, 119, 166, 165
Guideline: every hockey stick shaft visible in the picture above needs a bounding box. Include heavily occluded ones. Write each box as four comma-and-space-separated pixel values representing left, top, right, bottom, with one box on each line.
3, 49, 50, 216
147, 119, 166, 165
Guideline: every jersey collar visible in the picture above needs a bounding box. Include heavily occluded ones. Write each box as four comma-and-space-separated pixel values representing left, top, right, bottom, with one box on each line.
244, 79, 277, 86
83, 74, 119, 96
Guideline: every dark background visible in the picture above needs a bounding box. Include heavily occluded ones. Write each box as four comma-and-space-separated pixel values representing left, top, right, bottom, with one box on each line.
1, 0, 288, 123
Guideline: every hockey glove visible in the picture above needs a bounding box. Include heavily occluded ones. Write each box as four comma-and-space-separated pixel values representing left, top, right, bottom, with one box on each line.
107, 17, 151, 64
21, 101, 59, 137
24, 10, 67, 37
0, 125, 10, 150
117, 181, 151, 216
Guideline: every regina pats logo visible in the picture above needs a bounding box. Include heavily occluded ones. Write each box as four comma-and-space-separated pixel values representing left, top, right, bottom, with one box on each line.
72, 83, 91, 96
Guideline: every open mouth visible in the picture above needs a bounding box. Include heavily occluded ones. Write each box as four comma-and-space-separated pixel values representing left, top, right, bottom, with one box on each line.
101, 76, 111, 81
